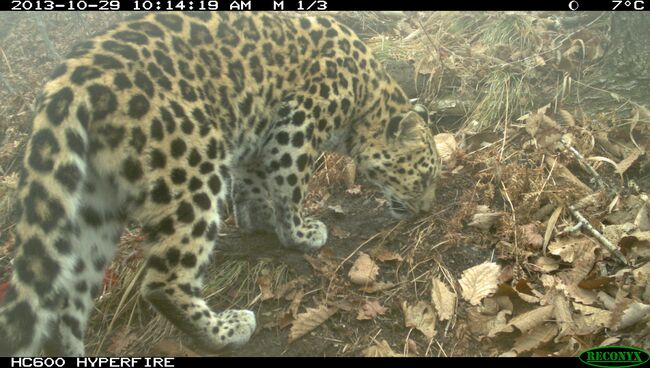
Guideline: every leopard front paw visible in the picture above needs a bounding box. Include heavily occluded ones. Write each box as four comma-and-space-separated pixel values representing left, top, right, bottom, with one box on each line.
278, 217, 327, 251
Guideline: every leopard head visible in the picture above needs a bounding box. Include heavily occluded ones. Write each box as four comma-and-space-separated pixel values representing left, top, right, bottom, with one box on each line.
358, 104, 440, 219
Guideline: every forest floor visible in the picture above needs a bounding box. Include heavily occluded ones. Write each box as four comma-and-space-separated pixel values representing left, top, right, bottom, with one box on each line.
0, 12, 649, 357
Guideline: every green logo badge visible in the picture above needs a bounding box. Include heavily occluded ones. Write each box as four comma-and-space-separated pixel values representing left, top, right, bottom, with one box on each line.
579, 346, 650, 368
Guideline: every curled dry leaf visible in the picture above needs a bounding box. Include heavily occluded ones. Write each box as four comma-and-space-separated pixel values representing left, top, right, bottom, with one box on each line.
362, 340, 402, 357
466, 306, 491, 336
635, 203, 650, 231
543, 206, 563, 253
534, 256, 560, 273
553, 293, 574, 338
406, 338, 419, 355
616, 150, 643, 177
597, 291, 617, 310
359, 281, 396, 294
304, 254, 337, 276
356, 300, 388, 320
632, 263, 650, 286
602, 223, 637, 249
520, 223, 544, 250
564, 243, 597, 283
348, 252, 379, 286
402, 301, 437, 339
288, 288, 305, 317
486, 310, 512, 338
431, 277, 456, 321
257, 275, 274, 301
369, 246, 403, 262
610, 300, 650, 330
480, 298, 500, 316
578, 276, 613, 290
547, 237, 594, 263
460, 262, 501, 305
275, 276, 307, 300
620, 232, 650, 259
468, 208, 503, 232
495, 305, 555, 335
512, 324, 558, 354
433, 133, 458, 168
514, 279, 544, 304
288, 305, 338, 343
556, 276, 598, 305
572, 302, 612, 335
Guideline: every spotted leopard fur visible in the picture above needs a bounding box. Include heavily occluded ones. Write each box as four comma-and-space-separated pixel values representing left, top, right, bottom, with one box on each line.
0, 12, 440, 356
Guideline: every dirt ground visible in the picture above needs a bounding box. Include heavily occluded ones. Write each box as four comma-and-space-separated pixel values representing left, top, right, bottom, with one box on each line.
1, 12, 650, 358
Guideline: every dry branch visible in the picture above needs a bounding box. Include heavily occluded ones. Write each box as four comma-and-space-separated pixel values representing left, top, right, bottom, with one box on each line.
567, 205, 628, 265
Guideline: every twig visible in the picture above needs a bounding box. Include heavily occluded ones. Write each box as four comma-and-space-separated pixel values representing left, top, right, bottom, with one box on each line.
562, 136, 609, 192
567, 205, 628, 265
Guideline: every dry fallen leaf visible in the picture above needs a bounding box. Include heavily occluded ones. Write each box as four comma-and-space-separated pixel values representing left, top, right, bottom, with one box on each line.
433, 133, 458, 168
486, 310, 513, 338
356, 300, 388, 320
107, 326, 139, 355
573, 302, 612, 335
348, 252, 379, 286
468, 207, 503, 231
369, 246, 403, 262
402, 301, 436, 339
616, 150, 643, 177
431, 277, 456, 321
275, 277, 307, 300
149, 338, 198, 357
362, 339, 402, 357
304, 254, 337, 276
534, 256, 560, 273
610, 300, 650, 330
512, 324, 558, 354
288, 288, 305, 317
520, 223, 544, 250
257, 275, 274, 301
548, 237, 594, 263
330, 224, 351, 239
460, 262, 501, 305
554, 293, 574, 338
359, 281, 396, 294
620, 232, 650, 259
508, 305, 555, 333
543, 206, 563, 253
288, 305, 338, 343
492, 305, 554, 336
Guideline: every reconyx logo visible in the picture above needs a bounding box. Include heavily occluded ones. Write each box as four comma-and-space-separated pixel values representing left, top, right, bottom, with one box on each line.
579, 346, 650, 368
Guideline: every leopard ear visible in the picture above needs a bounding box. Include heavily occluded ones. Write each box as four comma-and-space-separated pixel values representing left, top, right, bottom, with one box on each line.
385, 111, 423, 146
413, 104, 429, 124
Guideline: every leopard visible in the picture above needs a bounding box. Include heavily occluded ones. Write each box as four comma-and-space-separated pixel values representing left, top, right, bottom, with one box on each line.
0, 12, 440, 356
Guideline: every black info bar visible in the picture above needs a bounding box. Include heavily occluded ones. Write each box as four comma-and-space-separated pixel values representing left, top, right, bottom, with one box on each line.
9, 358, 174, 368
5, 0, 641, 11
